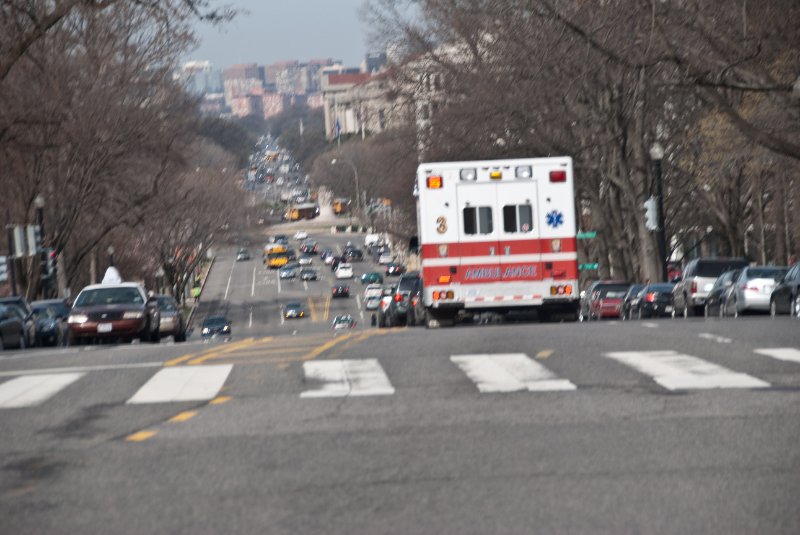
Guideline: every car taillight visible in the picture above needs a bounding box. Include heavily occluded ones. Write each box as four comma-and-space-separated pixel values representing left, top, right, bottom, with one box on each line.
742, 284, 758, 292
645, 292, 656, 303
394, 294, 403, 302
691, 281, 697, 293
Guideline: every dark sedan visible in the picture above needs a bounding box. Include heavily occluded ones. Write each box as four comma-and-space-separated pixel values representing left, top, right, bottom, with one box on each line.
332, 285, 350, 298
201, 316, 231, 338
620, 284, 645, 321
31, 299, 71, 346
704, 269, 741, 318
0, 304, 27, 350
632, 283, 676, 319
770, 263, 800, 317
385, 263, 405, 276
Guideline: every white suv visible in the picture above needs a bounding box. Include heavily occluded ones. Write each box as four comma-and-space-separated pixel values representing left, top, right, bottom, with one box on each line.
672, 257, 748, 317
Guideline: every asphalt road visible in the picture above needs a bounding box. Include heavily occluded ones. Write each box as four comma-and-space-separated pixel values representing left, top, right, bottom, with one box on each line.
1, 228, 799, 534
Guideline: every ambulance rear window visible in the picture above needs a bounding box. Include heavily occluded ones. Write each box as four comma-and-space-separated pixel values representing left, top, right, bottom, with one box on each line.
503, 205, 533, 233
463, 206, 493, 235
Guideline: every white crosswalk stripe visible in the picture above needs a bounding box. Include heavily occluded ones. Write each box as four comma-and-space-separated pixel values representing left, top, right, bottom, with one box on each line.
451, 353, 576, 393
754, 347, 800, 364
126, 365, 233, 404
301, 359, 395, 397
605, 350, 770, 390
0, 373, 85, 408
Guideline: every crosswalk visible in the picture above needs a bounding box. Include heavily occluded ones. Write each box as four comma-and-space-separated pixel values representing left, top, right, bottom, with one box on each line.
0, 346, 798, 409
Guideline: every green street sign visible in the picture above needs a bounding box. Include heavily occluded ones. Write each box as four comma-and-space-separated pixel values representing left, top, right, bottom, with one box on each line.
576, 231, 597, 239
579, 263, 599, 270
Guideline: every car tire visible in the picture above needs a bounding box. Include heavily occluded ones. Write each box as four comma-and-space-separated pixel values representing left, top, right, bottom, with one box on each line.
733, 299, 739, 318
18, 331, 26, 350
139, 322, 151, 344
719, 302, 725, 318
637, 308, 643, 320
704, 304, 709, 318
0, 336, 4, 351
578, 309, 585, 322
671, 308, 677, 319
770, 300, 777, 318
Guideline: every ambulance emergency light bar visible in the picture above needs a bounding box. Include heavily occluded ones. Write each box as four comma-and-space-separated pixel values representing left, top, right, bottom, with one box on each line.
426, 166, 567, 187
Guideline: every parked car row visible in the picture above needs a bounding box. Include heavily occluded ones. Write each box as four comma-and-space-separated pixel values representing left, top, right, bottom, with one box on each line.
580, 257, 799, 322
0, 276, 190, 351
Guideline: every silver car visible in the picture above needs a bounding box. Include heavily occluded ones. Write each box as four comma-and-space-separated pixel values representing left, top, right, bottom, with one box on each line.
722, 266, 788, 317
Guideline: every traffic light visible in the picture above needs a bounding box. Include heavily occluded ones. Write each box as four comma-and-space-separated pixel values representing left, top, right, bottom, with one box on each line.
643, 197, 659, 230
27, 224, 42, 256
47, 249, 57, 278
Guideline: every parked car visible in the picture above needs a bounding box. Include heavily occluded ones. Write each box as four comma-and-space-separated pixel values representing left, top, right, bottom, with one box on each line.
620, 284, 645, 321
770, 263, 800, 317
30, 299, 70, 346
345, 248, 364, 262
384, 271, 423, 327
364, 296, 382, 310
361, 272, 384, 285
672, 257, 749, 317
722, 266, 788, 317
335, 263, 354, 279
236, 248, 251, 261
300, 241, 318, 254
0, 304, 27, 350
364, 283, 383, 300
332, 314, 357, 330
0, 296, 36, 347
155, 295, 186, 342
201, 315, 231, 338
283, 302, 305, 319
579, 281, 629, 321
378, 251, 393, 265
704, 269, 742, 318
67, 282, 160, 344
279, 263, 298, 279
293, 230, 308, 241
300, 268, 318, 281
332, 285, 350, 298
298, 254, 314, 266
385, 263, 405, 277
631, 283, 675, 319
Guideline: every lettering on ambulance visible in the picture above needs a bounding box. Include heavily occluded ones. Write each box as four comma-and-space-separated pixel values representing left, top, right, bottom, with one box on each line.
462, 265, 539, 282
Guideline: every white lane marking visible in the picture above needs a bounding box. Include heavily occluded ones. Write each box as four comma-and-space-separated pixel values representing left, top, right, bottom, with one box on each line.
251, 265, 256, 297
0, 362, 164, 377
300, 359, 395, 397
604, 350, 769, 390
126, 365, 233, 404
698, 333, 732, 344
642, 322, 659, 328
754, 348, 800, 364
280, 309, 285, 325
450, 354, 576, 393
303, 281, 308, 291
277, 270, 282, 293
249, 307, 253, 328
0, 373, 85, 408
359, 309, 364, 321
224, 258, 236, 300
356, 295, 361, 308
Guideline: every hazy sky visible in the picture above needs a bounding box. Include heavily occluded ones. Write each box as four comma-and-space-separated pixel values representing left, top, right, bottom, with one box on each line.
190, 0, 372, 69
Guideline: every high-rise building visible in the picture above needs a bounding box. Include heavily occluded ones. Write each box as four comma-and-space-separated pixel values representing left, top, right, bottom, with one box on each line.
180, 61, 223, 95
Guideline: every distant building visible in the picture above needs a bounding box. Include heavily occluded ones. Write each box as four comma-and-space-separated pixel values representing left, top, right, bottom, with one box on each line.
180, 60, 223, 95
361, 52, 387, 74
321, 72, 372, 139
199, 93, 226, 115
223, 63, 262, 107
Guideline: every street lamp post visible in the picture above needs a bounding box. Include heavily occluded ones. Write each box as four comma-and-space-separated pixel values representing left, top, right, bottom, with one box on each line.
34, 194, 47, 298
331, 158, 361, 226
649, 143, 668, 282
107, 245, 115, 268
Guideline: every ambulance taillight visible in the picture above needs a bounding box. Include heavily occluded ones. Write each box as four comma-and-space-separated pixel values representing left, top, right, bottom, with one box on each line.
549, 170, 567, 182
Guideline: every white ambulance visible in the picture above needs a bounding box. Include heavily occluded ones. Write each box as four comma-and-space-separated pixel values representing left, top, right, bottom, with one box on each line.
416, 157, 579, 327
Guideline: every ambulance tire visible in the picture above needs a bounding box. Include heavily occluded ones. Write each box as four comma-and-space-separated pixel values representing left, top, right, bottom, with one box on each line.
538, 311, 551, 323
425, 310, 454, 329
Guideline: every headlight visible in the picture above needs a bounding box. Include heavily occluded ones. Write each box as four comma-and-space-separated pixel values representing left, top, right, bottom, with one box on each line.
123, 311, 144, 319
222, 325, 230, 331
68, 314, 88, 324
202, 327, 210, 334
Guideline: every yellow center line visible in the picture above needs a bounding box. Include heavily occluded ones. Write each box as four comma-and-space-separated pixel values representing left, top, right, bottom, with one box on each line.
126, 430, 157, 442
307, 296, 318, 322
323, 294, 331, 321
300, 332, 354, 361
209, 396, 231, 405
164, 353, 198, 367
168, 411, 197, 423
327, 330, 382, 359
188, 337, 270, 365
536, 349, 554, 359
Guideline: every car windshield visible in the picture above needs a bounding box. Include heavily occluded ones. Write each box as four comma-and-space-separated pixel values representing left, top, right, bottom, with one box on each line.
32, 302, 70, 318
156, 297, 177, 311
597, 285, 629, 298
646, 283, 675, 292
203, 317, 227, 327
695, 260, 748, 277
626, 285, 645, 298
75, 287, 144, 306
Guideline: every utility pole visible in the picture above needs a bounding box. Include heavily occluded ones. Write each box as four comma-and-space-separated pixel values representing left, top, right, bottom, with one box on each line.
5, 209, 17, 296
